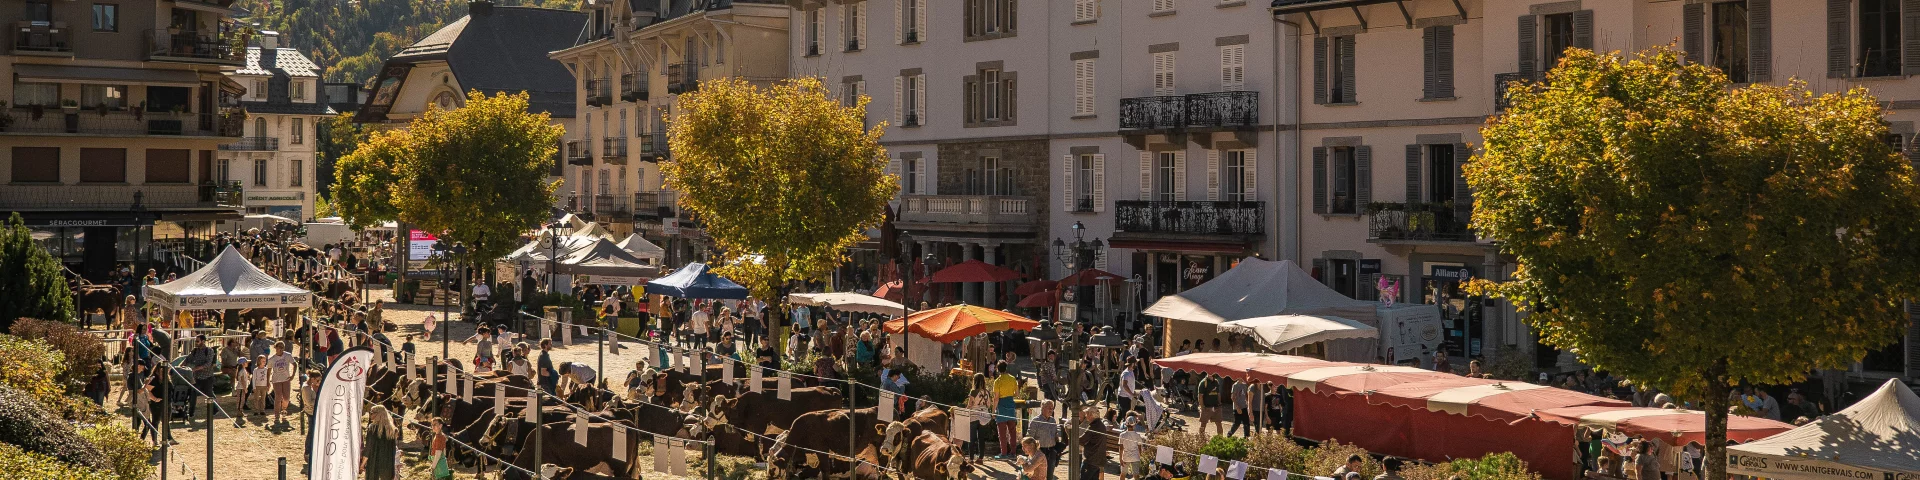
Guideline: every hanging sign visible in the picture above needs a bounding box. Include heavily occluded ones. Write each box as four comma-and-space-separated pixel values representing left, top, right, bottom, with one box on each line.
777, 372, 792, 400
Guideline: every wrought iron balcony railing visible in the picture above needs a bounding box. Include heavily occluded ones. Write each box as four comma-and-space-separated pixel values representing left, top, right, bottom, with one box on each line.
640, 132, 668, 159
566, 140, 592, 165
667, 63, 699, 94
12, 21, 70, 56
634, 191, 674, 218
1, 110, 243, 137
219, 136, 279, 151
1493, 71, 1543, 112
1366, 202, 1474, 242
0, 183, 242, 210
1119, 96, 1186, 130
586, 78, 612, 106
603, 137, 627, 159
593, 194, 630, 218
146, 29, 244, 64
620, 73, 649, 101
1185, 91, 1258, 128
1114, 200, 1264, 235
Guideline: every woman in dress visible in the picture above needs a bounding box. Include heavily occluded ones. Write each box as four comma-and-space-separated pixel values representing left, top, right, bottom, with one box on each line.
361, 405, 400, 480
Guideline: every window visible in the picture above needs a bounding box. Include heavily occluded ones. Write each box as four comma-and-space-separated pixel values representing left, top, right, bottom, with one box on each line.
292, 81, 308, 101
1426, 144, 1456, 203
1219, 45, 1244, 91
290, 159, 303, 187
899, 0, 925, 43
1153, 52, 1175, 96
966, 0, 1015, 38
79, 148, 126, 183
12, 82, 57, 107
1327, 258, 1357, 298
1423, 25, 1455, 99
24, 1, 50, 23
1076, 154, 1095, 210
965, 67, 1014, 125
1709, 2, 1750, 83
1152, 0, 1173, 13
144, 149, 188, 183
92, 4, 117, 32
617, 165, 627, 195
1331, 146, 1356, 214
10, 147, 58, 183
253, 159, 269, 186
897, 74, 925, 126
216, 159, 230, 184
1074, 0, 1096, 22
1542, 13, 1575, 70
1223, 150, 1247, 201
253, 79, 268, 100
1860, 0, 1902, 77
292, 118, 305, 144
1884, 133, 1906, 154
980, 156, 1011, 195
598, 169, 610, 198
1321, 36, 1355, 103
255, 117, 267, 137
81, 85, 126, 109
1073, 59, 1095, 116
843, 1, 866, 51
619, 110, 628, 137
904, 158, 920, 193
984, 69, 1003, 120
1155, 152, 1181, 201
807, 9, 823, 55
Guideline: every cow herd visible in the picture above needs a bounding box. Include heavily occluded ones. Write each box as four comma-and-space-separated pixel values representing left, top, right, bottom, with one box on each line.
362, 358, 978, 480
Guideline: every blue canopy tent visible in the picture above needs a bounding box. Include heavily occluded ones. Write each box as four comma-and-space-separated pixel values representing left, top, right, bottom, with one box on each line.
644, 262, 750, 299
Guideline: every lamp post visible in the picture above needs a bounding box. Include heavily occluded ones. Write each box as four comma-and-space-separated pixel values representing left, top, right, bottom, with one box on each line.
1051, 221, 1105, 327
432, 242, 452, 360
896, 233, 937, 361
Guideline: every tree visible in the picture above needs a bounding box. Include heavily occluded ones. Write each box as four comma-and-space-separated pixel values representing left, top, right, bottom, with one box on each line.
0, 213, 75, 329
316, 112, 372, 197
1469, 46, 1920, 479
330, 91, 562, 263
662, 78, 897, 299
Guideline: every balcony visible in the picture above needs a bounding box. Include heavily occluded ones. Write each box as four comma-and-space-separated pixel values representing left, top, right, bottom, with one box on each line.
12, 22, 71, 56
146, 29, 244, 65
634, 191, 675, 218
621, 73, 649, 102
639, 132, 668, 160
566, 141, 592, 166
603, 137, 627, 163
1185, 91, 1258, 128
1366, 202, 1475, 243
219, 136, 279, 151
0, 183, 241, 211
0, 109, 243, 137
586, 78, 612, 107
1493, 71, 1543, 112
1114, 200, 1264, 236
592, 194, 631, 220
666, 63, 698, 95
1119, 96, 1186, 130
897, 194, 1038, 231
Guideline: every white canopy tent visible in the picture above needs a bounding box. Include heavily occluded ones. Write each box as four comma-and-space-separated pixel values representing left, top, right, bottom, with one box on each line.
144, 245, 313, 310
1144, 258, 1380, 361
788, 292, 905, 315
615, 233, 666, 261
503, 233, 601, 264
1217, 314, 1378, 353
1728, 379, 1920, 479
556, 238, 660, 286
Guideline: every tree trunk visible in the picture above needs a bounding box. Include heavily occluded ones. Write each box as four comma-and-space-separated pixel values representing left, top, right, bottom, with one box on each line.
1702, 359, 1731, 480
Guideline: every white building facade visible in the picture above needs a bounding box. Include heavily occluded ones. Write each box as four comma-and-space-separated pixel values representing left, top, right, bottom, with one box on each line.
219, 34, 327, 221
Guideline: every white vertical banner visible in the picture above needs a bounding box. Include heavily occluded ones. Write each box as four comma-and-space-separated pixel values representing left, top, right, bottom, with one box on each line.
879, 391, 896, 422
1267, 469, 1288, 480
405, 355, 417, 384
948, 410, 970, 442
1229, 461, 1248, 479
669, 439, 687, 476
574, 411, 590, 445
382, 347, 393, 370
1200, 455, 1219, 475
721, 358, 735, 385
462, 374, 474, 403
777, 371, 792, 400
1156, 446, 1174, 465
493, 386, 505, 416
442, 362, 456, 395
306, 347, 374, 480
653, 436, 670, 473
749, 365, 764, 393
524, 388, 539, 421
611, 425, 627, 461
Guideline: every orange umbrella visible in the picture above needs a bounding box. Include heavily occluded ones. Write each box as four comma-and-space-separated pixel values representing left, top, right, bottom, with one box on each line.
874, 280, 923, 302
883, 304, 1040, 343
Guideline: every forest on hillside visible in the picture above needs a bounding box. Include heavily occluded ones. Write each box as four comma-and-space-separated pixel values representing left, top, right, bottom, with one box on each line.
234, 0, 581, 86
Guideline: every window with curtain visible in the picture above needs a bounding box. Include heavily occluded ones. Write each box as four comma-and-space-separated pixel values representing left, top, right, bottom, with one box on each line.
81, 85, 127, 109
292, 118, 305, 144
254, 158, 268, 186
12, 82, 57, 107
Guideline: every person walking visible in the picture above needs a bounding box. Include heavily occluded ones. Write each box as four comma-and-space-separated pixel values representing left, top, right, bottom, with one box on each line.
1028, 401, 1063, 480
1117, 362, 1139, 416
994, 360, 1021, 458
1228, 378, 1253, 437
128, 361, 155, 444
1197, 374, 1223, 436
537, 339, 557, 394
965, 374, 993, 462
1079, 406, 1110, 480
362, 405, 400, 480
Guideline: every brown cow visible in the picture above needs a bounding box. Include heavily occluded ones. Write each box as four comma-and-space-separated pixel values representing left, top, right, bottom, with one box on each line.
707, 386, 844, 439
768, 407, 882, 478
898, 431, 971, 480
507, 418, 644, 479
874, 407, 952, 471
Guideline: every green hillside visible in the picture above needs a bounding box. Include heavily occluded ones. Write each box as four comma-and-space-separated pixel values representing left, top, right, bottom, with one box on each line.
233, 0, 581, 85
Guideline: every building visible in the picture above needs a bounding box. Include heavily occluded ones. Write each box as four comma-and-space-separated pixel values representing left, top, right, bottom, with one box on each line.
354, 0, 582, 188
0, 0, 250, 279
1270, 0, 1920, 380
549, 0, 791, 265
219, 33, 329, 221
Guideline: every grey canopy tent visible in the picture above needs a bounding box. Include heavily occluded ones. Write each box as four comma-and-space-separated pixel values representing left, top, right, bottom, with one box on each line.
555, 238, 660, 285
615, 233, 666, 261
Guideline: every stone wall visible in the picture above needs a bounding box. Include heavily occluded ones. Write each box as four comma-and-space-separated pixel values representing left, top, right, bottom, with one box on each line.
934, 138, 1051, 224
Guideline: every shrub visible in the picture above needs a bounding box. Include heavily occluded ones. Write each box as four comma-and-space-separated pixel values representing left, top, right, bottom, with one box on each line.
0, 443, 115, 480
1302, 439, 1379, 479
77, 424, 155, 480
1402, 452, 1541, 480
1199, 435, 1249, 463
10, 319, 104, 391
1148, 430, 1209, 473
0, 335, 66, 405
0, 385, 104, 470
1244, 432, 1306, 474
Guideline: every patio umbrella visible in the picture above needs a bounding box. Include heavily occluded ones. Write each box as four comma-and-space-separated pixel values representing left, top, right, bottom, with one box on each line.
1057, 268, 1125, 287
1014, 279, 1058, 296
1366, 377, 1627, 422
883, 304, 1039, 343
928, 260, 1025, 283
1016, 289, 1058, 308
873, 280, 924, 302
1217, 314, 1379, 353
788, 292, 905, 315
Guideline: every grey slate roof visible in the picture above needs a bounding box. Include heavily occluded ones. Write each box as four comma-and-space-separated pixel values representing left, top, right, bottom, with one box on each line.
391, 6, 585, 118
235, 48, 321, 77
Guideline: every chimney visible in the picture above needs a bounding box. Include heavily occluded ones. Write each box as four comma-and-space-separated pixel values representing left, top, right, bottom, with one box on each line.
259, 30, 279, 50
470, 0, 496, 16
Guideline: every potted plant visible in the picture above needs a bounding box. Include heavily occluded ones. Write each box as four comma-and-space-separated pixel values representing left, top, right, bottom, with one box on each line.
60, 99, 78, 114
131, 101, 144, 121
94, 103, 110, 117
0, 101, 13, 132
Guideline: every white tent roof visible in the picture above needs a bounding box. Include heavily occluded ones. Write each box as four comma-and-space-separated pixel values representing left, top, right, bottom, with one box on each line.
574, 221, 611, 239
616, 233, 666, 260
1144, 258, 1377, 324
144, 245, 312, 310
1729, 379, 1920, 479
556, 238, 660, 278
503, 233, 600, 263
1217, 314, 1378, 353
789, 292, 905, 315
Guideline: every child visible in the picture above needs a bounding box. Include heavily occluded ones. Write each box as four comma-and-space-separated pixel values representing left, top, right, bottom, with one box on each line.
249, 355, 271, 413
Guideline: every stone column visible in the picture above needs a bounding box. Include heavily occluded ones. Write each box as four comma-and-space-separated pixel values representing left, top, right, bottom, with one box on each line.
982, 244, 1000, 309
962, 242, 980, 305
917, 241, 933, 305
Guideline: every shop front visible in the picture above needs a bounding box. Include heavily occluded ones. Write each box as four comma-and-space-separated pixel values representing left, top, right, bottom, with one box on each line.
241, 191, 308, 221
12, 211, 152, 280
1417, 262, 1484, 359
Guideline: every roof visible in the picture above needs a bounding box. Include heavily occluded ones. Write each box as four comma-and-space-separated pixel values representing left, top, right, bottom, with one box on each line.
143, 246, 312, 310
240, 101, 334, 115
13, 65, 203, 88
1728, 380, 1920, 478
391, 6, 583, 118
1143, 258, 1378, 325
235, 47, 321, 77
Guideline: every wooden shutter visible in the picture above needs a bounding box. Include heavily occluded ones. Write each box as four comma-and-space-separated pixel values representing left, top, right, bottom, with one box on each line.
888, 156, 902, 193
1154, 52, 1176, 96
1220, 45, 1245, 91
81, 148, 127, 183
1206, 149, 1221, 201
1355, 146, 1372, 211
1906, 0, 1920, 76
1749, 0, 1771, 82
893, 76, 904, 125
1829, 0, 1850, 78
857, 2, 869, 50
1139, 151, 1153, 201
967, 77, 982, 123
1172, 151, 1188, 201
1572, 10, 1593, 51
1682, 3, 1703, 64
1405, 144, 1423, 203
1006, 76, 1017, 121
1063, 154, 1076, 211
915, 0, 926, 40
1074, 59, 1095, 116
1076, 0, 1094, 21
1518, 15, 1538, 74
1091, 154, 1107, 212
914, 158, 926, 194
1424, 26, 1453, 99
1312, 36, 1328, 104
836, 6, 847, 51
1454, 143, 1473, 223
1311, 147, 1328, 214
895, 0, 903, 44
915, 74, 928, 125
10, 147, 57, 183
814, 9, 827, 53
1338, 36, 1356, 102
1241, 149, 1257, 198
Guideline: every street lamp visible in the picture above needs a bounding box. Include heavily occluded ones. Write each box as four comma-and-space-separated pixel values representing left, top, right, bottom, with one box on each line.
1051, 221, 1105, 326
896, 233, 937, 360
431, 242, 453, 360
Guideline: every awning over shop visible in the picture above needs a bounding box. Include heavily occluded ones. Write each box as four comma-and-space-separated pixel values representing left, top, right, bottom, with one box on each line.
14, 64, 204, 87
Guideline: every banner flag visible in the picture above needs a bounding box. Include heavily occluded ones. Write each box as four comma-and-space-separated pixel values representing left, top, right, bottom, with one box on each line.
493, 386, 505, 416
574, 411, 589, 445
879, 392, 895, 422
653, 436, 670, 473
750, 365, 764, 393
462, 374, 474, 403
611, 425, 627, 461
722, 358, 735, 385
306, 347, 374, 480
777, 372, 792, 400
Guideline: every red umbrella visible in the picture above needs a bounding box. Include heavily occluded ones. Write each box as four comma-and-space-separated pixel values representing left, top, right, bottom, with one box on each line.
928, 260, 1025, 284
1016, 289, 1058, 308
873, 280, 923, 302
1013, 279, 1057, 296
1057, 268, 1125, 287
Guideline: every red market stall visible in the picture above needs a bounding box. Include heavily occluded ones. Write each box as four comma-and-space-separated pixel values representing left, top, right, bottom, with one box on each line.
1367, 377, 1626, 422
1536, 406, 1794, 447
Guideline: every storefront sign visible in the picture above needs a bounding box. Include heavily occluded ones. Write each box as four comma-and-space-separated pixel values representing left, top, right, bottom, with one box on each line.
1430, 265, 1474, 281
46, 219, 111, 227
1727, 453, 1899, 480
246, 195, 303, 201
408, 230, 438, 261
1358, 259, 1382, 278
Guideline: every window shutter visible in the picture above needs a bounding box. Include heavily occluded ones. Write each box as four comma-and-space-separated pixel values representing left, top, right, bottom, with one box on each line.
888, 156, 902, 192
967, 78, 982, 123
1423, 27, 1439, 98
1311, 258, 1329, 285
1220, 45, 1245, 91
1338, 36, 1356, 102
1092, 153, 1107, 212
1242, 149, 1257, 198
1074, 59, 1095, 116
857, 2, 869, 49
814, 10, 827, 53
1062, 154, 1077, 211
1006, 76, 1017, 121
1312, 37, 1328, 104
1454, 143, 1473, 223
1749, 0, 1771, 82
1906, 0, 1920, 76
915, 74, 928, 125
1154, 52, 1176, 96
1571, 10, 1593, 51
1828, 0, 1848, 78
1355, 146, 1372, 211
1139, 151, 1153, 201
915, 0, 926, 40
1206, 149, 1220, 201
1172, 152, 1188, 201
893, 76, 904, 125
1311, 147, 1327, 214
1682, 3, 1703, 64
1404, 144, 1423, 203
836, 6, 846, 51
1076, 0, 1094, 21
1433, 26, 1453, 98
915, 160, 927, 194
1517, 15, 1537, 74
895, 0, 903, 44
